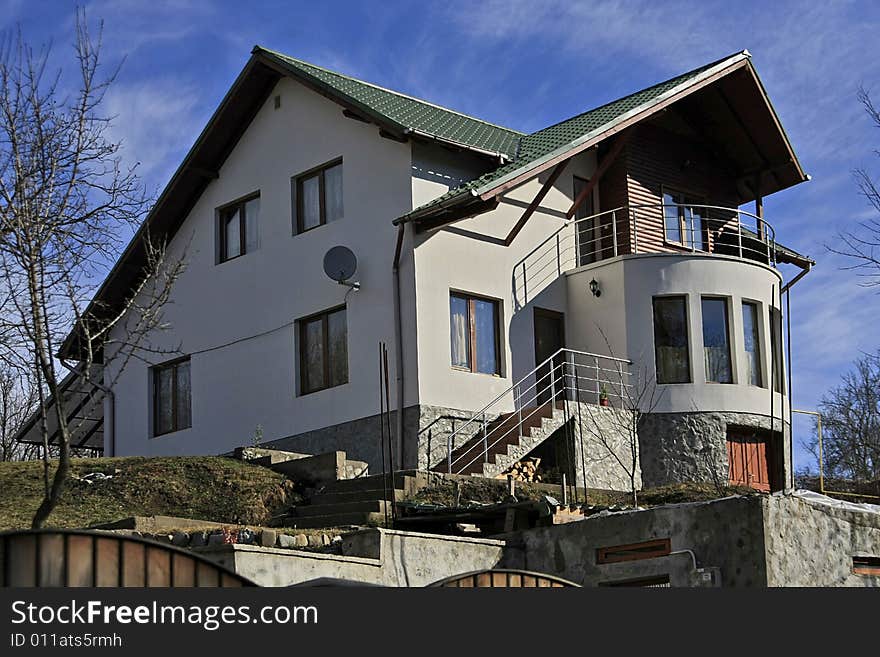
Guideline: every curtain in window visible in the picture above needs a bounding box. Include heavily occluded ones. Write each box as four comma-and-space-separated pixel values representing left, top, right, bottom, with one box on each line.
301, 175, 321, 230
653, 297, 690, 383
701, 298, 732, 383
327, 309, 348, 387
742, 302, 762, 386
474, 299, 498, 374
450, 295, 469, 368
156, 366, 174, 435
325, 164, 343, 223
224, 209, 241, 259
304, 318, 324, 391
175, 361, 192, 429
244, 198, 260, 253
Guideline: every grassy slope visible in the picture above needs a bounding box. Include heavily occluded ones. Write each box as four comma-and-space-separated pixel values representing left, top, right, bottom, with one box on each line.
0, 456, 296, 531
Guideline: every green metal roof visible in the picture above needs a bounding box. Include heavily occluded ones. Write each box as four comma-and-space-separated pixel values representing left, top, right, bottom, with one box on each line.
255, 46, 524, 158
398, 52, 751, 222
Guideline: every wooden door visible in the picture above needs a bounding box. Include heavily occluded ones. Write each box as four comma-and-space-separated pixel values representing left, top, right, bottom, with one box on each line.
727, 431, 771, 492
534, 308, 565, 406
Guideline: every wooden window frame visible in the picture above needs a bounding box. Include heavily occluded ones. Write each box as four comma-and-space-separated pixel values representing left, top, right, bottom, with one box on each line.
217, 191, 260, 263
661, 186, 708, 251
293, 157, 343, 235
152, 356, 191, 437
852, 556, 880, 577
652, 295, 692, 384
598, 575, 671, 587
700, 295, 734, 384
596, 538, 671, 565
450, 291, 502, 376
298, 305, 348, 396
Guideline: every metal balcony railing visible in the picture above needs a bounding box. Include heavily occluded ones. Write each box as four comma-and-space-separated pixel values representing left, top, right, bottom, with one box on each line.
441, 348, 632, 476
514, 203, 776, 308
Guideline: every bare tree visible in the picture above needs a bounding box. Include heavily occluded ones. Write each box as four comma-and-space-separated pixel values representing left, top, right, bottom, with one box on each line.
804, 351, 880, 484
573, 330, 665, 506
0, 14, 184, 527
830, 87, 880, 285
0, 367, 39, 461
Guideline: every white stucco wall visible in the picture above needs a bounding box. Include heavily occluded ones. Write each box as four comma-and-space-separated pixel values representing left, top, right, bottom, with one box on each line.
566, 253, 788, 417
410, 148, 598, 413
106, 76, 416, 456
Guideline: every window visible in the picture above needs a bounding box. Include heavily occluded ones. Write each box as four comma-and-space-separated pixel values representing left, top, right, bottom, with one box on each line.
852, 556, 880, 576
742, 301, 763, 387
596, 538, 671, 564
574, 176, 598, 265
294, 159, 343, 233
219, 194, 259, 262
299, 306, 348, 394
663, 189, 706, 251
652, 296, 691, 384
450, 292, 501, 375
701, 297, 732, 383
769, 307, 785, 394
153, 358, 191, 436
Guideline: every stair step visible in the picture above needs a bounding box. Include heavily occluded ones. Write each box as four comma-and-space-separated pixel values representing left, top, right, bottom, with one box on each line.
309, 488, 406, 505
283, 511, 386, 529
295, 499, 391, 517
319, 473, 415, 493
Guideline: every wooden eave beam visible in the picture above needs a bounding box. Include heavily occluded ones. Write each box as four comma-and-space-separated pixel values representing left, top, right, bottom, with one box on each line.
415, 198, 500, 233
565, 133, 628, 220
503, 160, 569, 246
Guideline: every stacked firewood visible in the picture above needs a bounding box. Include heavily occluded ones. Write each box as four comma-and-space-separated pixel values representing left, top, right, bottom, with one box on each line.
501, 457, 543, 483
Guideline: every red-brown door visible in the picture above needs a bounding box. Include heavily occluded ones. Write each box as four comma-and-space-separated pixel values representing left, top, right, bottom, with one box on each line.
727, 431, 771, 492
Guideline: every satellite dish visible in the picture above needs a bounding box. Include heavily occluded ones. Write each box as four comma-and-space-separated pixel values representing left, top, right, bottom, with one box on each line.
323, 246, 359, 288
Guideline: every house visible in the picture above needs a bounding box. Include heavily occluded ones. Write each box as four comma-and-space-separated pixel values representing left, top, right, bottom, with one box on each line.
18, 47, 814, 493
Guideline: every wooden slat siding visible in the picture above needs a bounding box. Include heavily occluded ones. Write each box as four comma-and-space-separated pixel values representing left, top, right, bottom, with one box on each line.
66, 535, 94, 587
597, 138, 632, 256
8, 535, 37, 586
146, 546, 172, 587
596, 538, 672, 564
39, 534, 64, 586
197, 561, 220, 587
624, 123, 739, 255
172, 553, 195, 587
122, 541, 145, 587
95, 537, 120, 587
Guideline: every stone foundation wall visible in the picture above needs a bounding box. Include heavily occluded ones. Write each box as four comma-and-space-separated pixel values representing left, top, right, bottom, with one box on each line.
637, 411, 791, 490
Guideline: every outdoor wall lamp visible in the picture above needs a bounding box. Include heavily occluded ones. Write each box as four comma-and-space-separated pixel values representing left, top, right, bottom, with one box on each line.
589, 278, 601, 297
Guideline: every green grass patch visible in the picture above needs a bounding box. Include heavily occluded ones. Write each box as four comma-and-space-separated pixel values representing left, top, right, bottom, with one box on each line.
0, 456, 299, 531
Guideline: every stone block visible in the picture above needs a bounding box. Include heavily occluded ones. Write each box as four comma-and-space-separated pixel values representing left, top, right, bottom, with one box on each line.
260, 529, 277, 547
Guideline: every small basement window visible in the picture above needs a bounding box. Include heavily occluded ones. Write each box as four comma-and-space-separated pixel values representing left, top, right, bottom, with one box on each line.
599, 575, 671, 587
852, 556, 880, 576
596, 538, 671, 564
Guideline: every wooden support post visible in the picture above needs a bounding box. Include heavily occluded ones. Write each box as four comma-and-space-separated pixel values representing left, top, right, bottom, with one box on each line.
566, 133, 628, 220
504, 161, 568, 246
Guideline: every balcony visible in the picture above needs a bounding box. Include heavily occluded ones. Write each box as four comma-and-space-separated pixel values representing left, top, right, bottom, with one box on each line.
514, 203, 786, 309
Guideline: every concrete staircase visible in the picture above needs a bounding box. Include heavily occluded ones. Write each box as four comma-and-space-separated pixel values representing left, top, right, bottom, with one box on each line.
433, 401, 569, 478
283, 472, 423, 529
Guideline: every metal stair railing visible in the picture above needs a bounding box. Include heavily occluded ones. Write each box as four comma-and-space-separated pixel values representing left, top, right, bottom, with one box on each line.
444, 348, 632, 475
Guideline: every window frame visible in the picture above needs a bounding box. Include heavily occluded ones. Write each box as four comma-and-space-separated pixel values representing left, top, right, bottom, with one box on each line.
596, 538, 672, 565
449, 291, 502, 376
661, 186, 708, 252
217, 191, 260, 263
769, 306, 785, 394
152, 356, 192, 437
700, 296, 734, 384
298, 305, 349, 396
652, 295, 692, 384
293, 157, 343, 235
741, 300, 765, 388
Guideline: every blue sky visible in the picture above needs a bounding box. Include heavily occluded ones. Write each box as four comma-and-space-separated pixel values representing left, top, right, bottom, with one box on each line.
5, 0, 880, 470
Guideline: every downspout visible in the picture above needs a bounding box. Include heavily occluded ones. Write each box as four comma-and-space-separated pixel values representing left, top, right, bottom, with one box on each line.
60, 359, 115, 457
392, 223, 406, 468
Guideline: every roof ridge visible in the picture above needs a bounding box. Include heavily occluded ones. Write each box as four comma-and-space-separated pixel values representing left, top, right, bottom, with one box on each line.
526, 51, 747, 140
255, 46, 526, 137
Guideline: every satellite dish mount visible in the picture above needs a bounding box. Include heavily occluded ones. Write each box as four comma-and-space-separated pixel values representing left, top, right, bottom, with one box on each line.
323, 246, 360, 290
